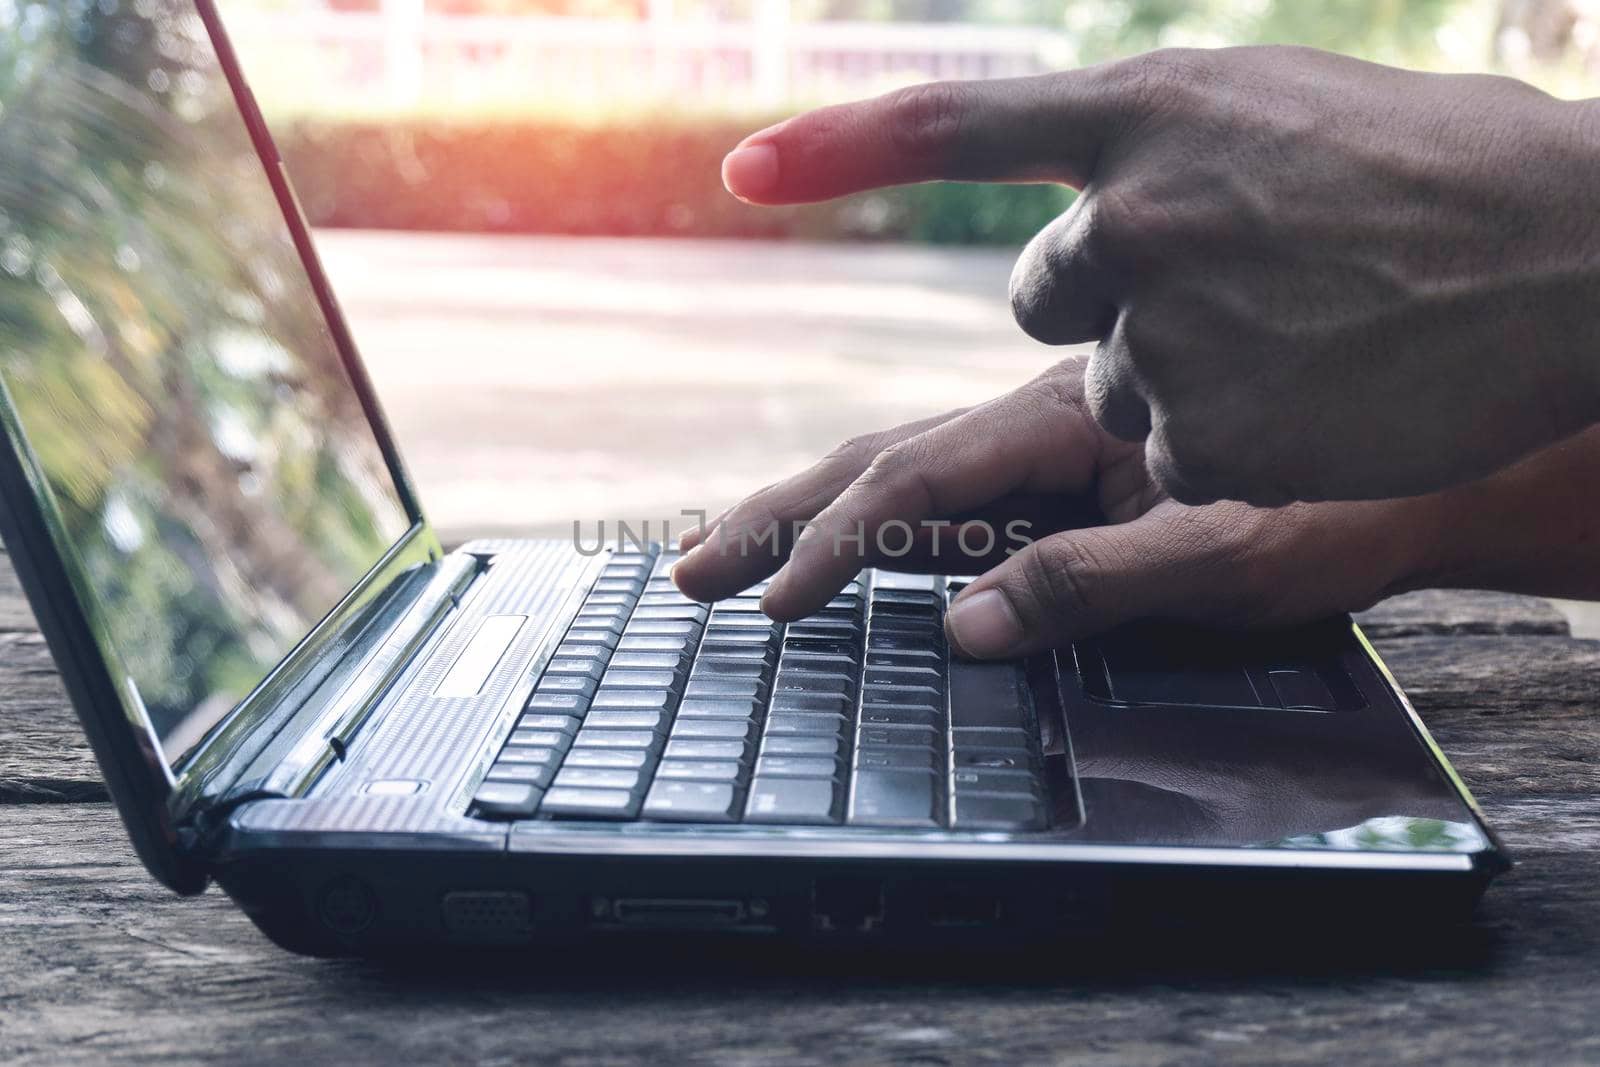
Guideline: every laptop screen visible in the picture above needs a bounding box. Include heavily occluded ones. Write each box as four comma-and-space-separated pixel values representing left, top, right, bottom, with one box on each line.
0, 3, 414, 763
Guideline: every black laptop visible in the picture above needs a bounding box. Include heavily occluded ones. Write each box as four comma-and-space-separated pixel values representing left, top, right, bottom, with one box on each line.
0, 0, 1505, 955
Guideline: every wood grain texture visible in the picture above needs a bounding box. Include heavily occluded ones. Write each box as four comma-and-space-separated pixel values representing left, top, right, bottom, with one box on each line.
1355, 589, 1569, 637
2, 803, 1600, 1067
3, 544, 1599, 1065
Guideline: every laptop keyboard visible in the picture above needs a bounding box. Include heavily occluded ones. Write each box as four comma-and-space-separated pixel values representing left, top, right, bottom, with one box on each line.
469, 547, 1048, 831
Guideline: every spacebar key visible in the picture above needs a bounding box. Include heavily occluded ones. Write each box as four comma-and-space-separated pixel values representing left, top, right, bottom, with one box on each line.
848, 770, 939, 827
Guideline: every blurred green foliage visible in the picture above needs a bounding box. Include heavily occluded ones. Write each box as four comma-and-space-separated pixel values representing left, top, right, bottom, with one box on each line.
0, 3, 411, 752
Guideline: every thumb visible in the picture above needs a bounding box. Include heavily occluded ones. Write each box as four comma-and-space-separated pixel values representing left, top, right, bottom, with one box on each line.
944, 512, 1218, 658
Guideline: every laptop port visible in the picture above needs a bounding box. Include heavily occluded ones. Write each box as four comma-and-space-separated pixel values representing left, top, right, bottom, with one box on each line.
811, 878, 884, 933
600, 897, 754, 929
442, 891, 533, 938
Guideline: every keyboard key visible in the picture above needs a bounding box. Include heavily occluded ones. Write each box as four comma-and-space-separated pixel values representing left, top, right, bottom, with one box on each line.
485, 761, 557, 788
583, 709, 669, 732
764, 712, 849, 737
951, 767, 1042, 796
609, 651, 691, 673
506, 729, 573, 751
953, 793, 1046, 831
540, 787, 641, 819
685, 678, 769, 701
572, 728, 661, 751
746, 776, 843, 824
543, 657, 606, 682
783, 638, 859, 656
590, 688, 674, 711
517, 713, 581, 734
706, 612, 777, 629
947, 660, 1031, 730
952, 727, 1032, 750
472, 782, 542, 819
700, 627, 776, 645
497, 746, 562, 767
769, 691, 852, 715
618, 635, 697, 654
855, 746, 937, 771
773, 671, 853, 696
677, 697, 761, 720
785, 621, 859, 640
859, 724, 938, 748
691, 658, 768, 680
526, 691, 590, 715
537, 674, 600, 698
655, 759, 745, 782
558, 638, 621, 660
867, 632, 945, 654
633, 604, 710, 622
755, 756, 840, 779
952, 747, 1032, 771
861, 705, 941, 729
589, 578, 643, 595
625, 620, 703, 638
865, 665, 944, 687
672, 718, 755, 741
642, 781, 741, 822
698, 642, 778, 663
567, 622, 624, 642
709, 599, 768, 613
637, 591, 699, 606
867, 648, 945, 667
780, 651, 860, 672
849, 770, 940, 827
552, 767, 645, 792
564, 748, 650, 770
761, 735, 845, 758
664, 739, 751, 762
600, 669, 681, 690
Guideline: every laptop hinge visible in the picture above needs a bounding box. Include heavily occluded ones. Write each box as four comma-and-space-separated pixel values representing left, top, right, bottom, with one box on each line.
198, 551, 481, 816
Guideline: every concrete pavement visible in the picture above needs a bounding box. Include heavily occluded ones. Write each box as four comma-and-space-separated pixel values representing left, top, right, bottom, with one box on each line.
316, 230, 1076, 544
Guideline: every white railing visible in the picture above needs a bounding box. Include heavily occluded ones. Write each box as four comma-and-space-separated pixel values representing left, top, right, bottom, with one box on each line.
220, 5, 1074, 114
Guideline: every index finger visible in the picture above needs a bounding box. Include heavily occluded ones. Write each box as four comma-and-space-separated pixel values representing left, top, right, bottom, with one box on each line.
721, 68, 1124, 205
761, 366, 1104, 620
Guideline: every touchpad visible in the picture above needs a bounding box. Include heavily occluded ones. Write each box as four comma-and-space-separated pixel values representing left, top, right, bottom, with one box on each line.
1076, 622, 1364, 712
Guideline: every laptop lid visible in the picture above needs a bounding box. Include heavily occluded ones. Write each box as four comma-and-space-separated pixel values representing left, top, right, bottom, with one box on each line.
0, 0, 438, 891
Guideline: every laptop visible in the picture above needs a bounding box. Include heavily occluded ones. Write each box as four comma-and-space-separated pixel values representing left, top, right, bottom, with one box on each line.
0, 0, 1505, 955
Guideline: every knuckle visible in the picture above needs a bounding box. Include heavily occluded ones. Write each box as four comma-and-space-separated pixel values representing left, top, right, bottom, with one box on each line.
825, 433, 878, 467
860, 440, 925, 491
1023, 537, 1102, 620
884, 81, 970, 163
1115, 48, 1209, 116
1090, 181, 1174, 255
1021, 363, 1090, 425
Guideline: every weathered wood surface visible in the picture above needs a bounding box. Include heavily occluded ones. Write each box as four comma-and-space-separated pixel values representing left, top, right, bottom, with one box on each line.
2, 533, 1599, 1065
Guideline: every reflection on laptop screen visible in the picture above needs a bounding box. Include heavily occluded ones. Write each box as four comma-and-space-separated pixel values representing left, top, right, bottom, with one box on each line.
0, 3, 412, 762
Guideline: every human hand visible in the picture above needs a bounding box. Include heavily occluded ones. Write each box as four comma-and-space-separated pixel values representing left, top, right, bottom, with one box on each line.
719, 47, 1600, 505
671, 356, 1439, 657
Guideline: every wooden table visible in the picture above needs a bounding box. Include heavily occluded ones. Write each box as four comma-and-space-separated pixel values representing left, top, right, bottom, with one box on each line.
3, 545, 1598, 1065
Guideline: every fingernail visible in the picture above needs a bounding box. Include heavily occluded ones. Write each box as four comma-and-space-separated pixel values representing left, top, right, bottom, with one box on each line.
947, 589, 1024, 658
722, 144, 779, 200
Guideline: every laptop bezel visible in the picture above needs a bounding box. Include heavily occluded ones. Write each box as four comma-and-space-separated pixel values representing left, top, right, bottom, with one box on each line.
0, 0, 440, 893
